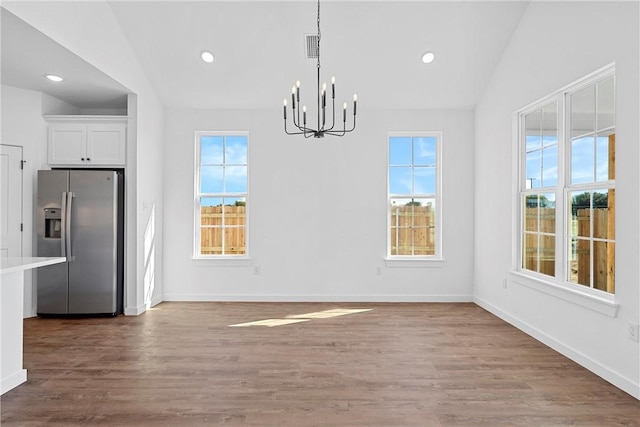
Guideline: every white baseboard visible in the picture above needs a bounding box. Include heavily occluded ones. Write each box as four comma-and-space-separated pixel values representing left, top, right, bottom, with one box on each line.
474, 296, 640, 400
122, 296, 164, 316
124, 304, 146, 316
162, 293, 473, 303
1, 369, 27, 395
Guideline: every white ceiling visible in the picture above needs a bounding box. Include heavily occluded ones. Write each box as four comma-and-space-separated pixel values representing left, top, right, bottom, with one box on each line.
1, 8, 130, 109
1, 1, 530, 111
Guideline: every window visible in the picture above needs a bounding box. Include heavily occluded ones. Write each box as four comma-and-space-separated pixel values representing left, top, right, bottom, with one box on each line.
388, 133, 441, 258
522, 102, 558, 277
518, 65, 615, 294
567, 76, 616, 293
195, 132, 248, 257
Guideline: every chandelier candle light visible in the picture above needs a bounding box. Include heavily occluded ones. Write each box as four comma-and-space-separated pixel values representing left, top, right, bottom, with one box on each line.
283, 0, 357, 138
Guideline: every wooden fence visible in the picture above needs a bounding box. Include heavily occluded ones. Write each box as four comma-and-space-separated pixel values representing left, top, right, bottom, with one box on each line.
575, 208, 614, 293
201, 204, 437, 256
202, 204, 613, 291
524, 206, 614, 292
200, 206, 246, 255
390, 205, 435, 255
523, 208, 556, 276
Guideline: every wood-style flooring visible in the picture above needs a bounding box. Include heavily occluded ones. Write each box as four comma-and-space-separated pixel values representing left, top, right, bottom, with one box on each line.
2, 302, 639, 426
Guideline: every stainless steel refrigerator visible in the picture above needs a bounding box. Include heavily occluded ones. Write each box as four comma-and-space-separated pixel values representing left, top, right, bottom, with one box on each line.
36, 169, 124, 316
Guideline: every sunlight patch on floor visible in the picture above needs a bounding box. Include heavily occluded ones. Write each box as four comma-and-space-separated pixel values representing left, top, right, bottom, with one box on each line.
229, 318, 311, 328
287, 308, 373, 319
228, 308, 373, 327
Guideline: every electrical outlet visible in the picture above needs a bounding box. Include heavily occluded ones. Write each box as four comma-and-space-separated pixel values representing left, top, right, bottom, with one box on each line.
254, 266, 260, 275
376, 267, 382, 276
628, 323, 640, 342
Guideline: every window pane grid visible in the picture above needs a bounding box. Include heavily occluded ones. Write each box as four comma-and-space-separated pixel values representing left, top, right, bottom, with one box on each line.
388, 133, 439, 258
567, 187, 615, 292
521, 192, 556, 277
525, 102, 558, 190
566, 72, 616, 290
196, 134, 248, 257
518, 67, 615, 294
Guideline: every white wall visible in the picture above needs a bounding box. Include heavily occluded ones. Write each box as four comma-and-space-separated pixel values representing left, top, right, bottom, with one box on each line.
474, 1, 639, 398
163, 107, 475, 301
4, 1, 165, 314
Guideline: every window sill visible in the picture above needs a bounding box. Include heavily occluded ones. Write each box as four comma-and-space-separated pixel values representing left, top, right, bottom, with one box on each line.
384, 257, 445, 268
509, 271, 619, 318
192, 256, 253, 267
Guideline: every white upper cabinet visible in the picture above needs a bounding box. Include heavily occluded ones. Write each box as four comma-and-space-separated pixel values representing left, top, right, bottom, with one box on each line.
45, 116, 127, 166
85, 124, 126, 165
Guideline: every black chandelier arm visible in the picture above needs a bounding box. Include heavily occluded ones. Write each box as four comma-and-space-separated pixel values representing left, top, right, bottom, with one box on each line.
284, 118, 313, 136
284, 113, 318, 136
284, 122, 305, 136
288, 83, 302, 129
324, 115, 356, 137
324, 96, 337, 132
285, 98, 356, 137
289, 104, 309, 132
315, 95, 338, 134
291, 104, 299, 128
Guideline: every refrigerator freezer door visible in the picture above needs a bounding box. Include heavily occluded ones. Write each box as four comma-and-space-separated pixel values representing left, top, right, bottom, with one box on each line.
36, 170, 69, 314
68, 170, 119, 314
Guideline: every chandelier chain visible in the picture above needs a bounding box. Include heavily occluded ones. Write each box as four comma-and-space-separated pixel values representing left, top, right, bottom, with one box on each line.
317, 0, 321, 70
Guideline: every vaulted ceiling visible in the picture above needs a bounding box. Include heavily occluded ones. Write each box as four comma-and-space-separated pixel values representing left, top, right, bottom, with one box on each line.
1, 7, 129, 109
2, 1, 530, 111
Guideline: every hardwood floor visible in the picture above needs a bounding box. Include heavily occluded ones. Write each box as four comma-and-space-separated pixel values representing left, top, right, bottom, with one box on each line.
2, 302, 639, 426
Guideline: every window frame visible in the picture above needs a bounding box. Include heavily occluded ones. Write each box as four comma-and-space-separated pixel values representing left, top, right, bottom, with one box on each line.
515, 64, 615, 300
519, 99, 560, 280
386, 131, 443, 262
193, 131, 249, 259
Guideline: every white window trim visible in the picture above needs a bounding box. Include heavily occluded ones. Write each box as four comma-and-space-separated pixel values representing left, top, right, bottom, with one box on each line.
509, 271, 619, 318
193, 131, 250, 261
512, 63, 616, 313
516, 97, 562, 281
386, 131, 444, 264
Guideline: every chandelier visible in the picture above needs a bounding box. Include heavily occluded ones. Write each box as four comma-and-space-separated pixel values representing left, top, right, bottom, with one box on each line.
283, 0, 357, 138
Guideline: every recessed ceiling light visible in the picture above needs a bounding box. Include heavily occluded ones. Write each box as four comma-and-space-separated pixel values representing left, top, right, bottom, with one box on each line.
201, 51, 214, 63
44, 74, 64, 82
422, 52, 435, 64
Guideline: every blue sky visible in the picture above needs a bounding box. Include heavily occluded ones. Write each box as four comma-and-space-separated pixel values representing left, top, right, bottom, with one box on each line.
525, 134, 611, 189
389, 136, 437, 196
200, 135, 247, 198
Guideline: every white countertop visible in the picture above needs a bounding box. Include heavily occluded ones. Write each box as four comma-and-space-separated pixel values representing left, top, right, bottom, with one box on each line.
1, 257, 66, 275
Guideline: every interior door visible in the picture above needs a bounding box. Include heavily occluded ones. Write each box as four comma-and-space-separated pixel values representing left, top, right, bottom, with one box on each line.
0, 144, 23, 258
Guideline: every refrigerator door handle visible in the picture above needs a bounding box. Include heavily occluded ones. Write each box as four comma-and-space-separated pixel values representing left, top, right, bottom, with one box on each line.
60, 192, 67, 257
66, 191, 75, 261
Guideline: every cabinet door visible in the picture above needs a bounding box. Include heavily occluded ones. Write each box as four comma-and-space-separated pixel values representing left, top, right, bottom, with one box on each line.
86, 124, 126, 165
48, 124, 87, 165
